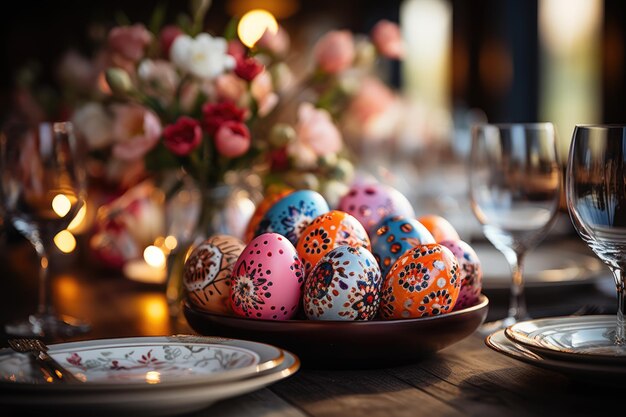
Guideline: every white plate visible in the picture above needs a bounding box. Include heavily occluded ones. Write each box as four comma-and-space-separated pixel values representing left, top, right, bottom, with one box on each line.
0, 336, 298, 416
504, 315, 626, 363
473, 242, 607, 290
0, 335, 284, 386
485, 329, 626, 379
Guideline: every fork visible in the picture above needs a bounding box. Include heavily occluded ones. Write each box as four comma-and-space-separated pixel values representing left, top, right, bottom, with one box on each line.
8, 338, 82, 383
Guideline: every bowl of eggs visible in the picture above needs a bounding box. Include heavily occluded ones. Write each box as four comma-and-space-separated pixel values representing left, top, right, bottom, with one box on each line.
182, 182, 489, 368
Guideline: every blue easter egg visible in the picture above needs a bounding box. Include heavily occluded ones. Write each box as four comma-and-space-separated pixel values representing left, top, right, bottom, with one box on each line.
255, 190, 330, 246
370, 215, 436, 278
303, 245, 382, 320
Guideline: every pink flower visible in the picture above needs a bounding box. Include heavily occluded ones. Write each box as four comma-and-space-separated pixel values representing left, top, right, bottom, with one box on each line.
346, 77, 396, 123
227, 40, 246, 62
56, 50, 97, 92
251, 71, 278, 116
214, 73, 247, 103
371, 20, 404, 59
234, 57, 264, 82
313, 30, 355, 74
257, 26, 290, 57
111, 104, 162, 160
137, 59, 179, 103
202, 101, 246, 135
163, 116, 203, 156
108, 24, 152, 63
215, 121, 250, 157
295, 103, 342, 157
160, 25, 183, 58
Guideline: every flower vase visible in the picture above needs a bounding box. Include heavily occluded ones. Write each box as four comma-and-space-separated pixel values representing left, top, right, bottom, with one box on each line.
164, 179, 255, 315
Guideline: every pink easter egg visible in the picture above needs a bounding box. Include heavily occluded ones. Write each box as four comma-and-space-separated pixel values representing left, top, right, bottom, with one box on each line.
337, 182, 415, 230
440, 239, 482, 310
230, 232, 305, 320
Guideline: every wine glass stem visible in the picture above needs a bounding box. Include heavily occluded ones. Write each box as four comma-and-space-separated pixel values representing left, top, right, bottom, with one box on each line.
504, 250, 528, 322
33, 238, 53, 316
610, 267, 626, 345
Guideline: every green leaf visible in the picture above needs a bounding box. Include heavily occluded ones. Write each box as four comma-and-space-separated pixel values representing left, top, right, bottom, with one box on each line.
149, 1, 168, 35
222, 17, 239, 41
144, 143, 184, 173
115, 11, 131, 26
176, 13, 193, 35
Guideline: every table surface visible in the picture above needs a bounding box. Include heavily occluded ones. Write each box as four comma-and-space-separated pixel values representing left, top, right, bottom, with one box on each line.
0, 232, 621, 417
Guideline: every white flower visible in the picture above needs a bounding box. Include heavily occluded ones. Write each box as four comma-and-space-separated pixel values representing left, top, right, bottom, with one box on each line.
170, 33, 236, 79
72, 103, 114, 150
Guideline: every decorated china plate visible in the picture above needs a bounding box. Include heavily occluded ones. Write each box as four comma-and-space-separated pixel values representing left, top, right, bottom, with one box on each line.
0, 336, 299, 416
183, 294, 489, 368
485, 329, 626, 380
504, 315, 626, 363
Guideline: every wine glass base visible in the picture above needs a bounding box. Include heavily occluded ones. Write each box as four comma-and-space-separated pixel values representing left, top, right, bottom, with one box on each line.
4, 313, 91, 339
477, 316, 526, 336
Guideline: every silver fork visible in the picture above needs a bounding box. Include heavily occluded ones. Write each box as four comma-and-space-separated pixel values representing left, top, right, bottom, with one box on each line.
8, 338, 82, 383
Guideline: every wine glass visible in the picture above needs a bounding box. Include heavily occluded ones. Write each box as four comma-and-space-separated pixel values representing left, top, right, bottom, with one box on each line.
469, 123, 562, 332
566, 124, 626, 349
0, 121, 90, 338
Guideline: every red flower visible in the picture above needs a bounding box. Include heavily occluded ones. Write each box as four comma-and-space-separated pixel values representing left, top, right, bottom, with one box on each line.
160, 25, 183, 58
215, 121, 251, 157
202, 101, 245, 135
163, 116, 202, 156
270, 148, 289, 171
234, 57, 264, 82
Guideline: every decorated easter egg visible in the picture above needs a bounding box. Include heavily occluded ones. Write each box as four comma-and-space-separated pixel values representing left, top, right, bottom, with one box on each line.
370, 215, 436, 279
244, 186, 293, 243
296, 210, 371, 276
303, 246, 382, 320
255, 190, 330, 246
417, 214, 460, 242
440, 239, 482, 310
183, 234, 245, 315
337, 182, 415, 230
230, 233, 305, 320
380, 244, 461, 319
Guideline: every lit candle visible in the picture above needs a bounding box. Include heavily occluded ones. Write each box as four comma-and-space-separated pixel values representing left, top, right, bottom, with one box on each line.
122, 258, 166, 284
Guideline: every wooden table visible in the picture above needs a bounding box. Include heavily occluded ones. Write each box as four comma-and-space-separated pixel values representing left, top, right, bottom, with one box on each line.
0, 233, 621, 417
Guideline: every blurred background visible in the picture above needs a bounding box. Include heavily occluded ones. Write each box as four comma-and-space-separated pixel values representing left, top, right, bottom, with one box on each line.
1, 0, 624, 246
2, 0, 624, 145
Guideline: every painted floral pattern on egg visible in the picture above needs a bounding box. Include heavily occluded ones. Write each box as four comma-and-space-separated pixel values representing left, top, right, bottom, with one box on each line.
244, 187, 293, 243
255, 190, 330, 246
337, 182, 415, 230
296, 210, 371, 276
370, 215, 435, 279
380, 244, 460, 319
183, 234, 245, 315
303, 246, 382, 320
230, 233, 304, 320
440, 239, 482, 310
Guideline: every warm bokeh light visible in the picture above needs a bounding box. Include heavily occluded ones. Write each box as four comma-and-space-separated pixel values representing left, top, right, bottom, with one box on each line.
145, 371, 161, 384
237, 9, 278, 48
67, 203, 87, 232
539, 0, 601, 53
54, 230, 77, 253
144, 245, 166, 268
137, 294, 169, 335
52, 194, 72, 217
164, 235, 178, 251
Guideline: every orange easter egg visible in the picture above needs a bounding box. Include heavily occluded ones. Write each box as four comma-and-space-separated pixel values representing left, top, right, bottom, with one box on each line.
379, 243, 461, 319
417, 214, 460, 242
244, 186, 293, 243
296, 210, 371, 276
